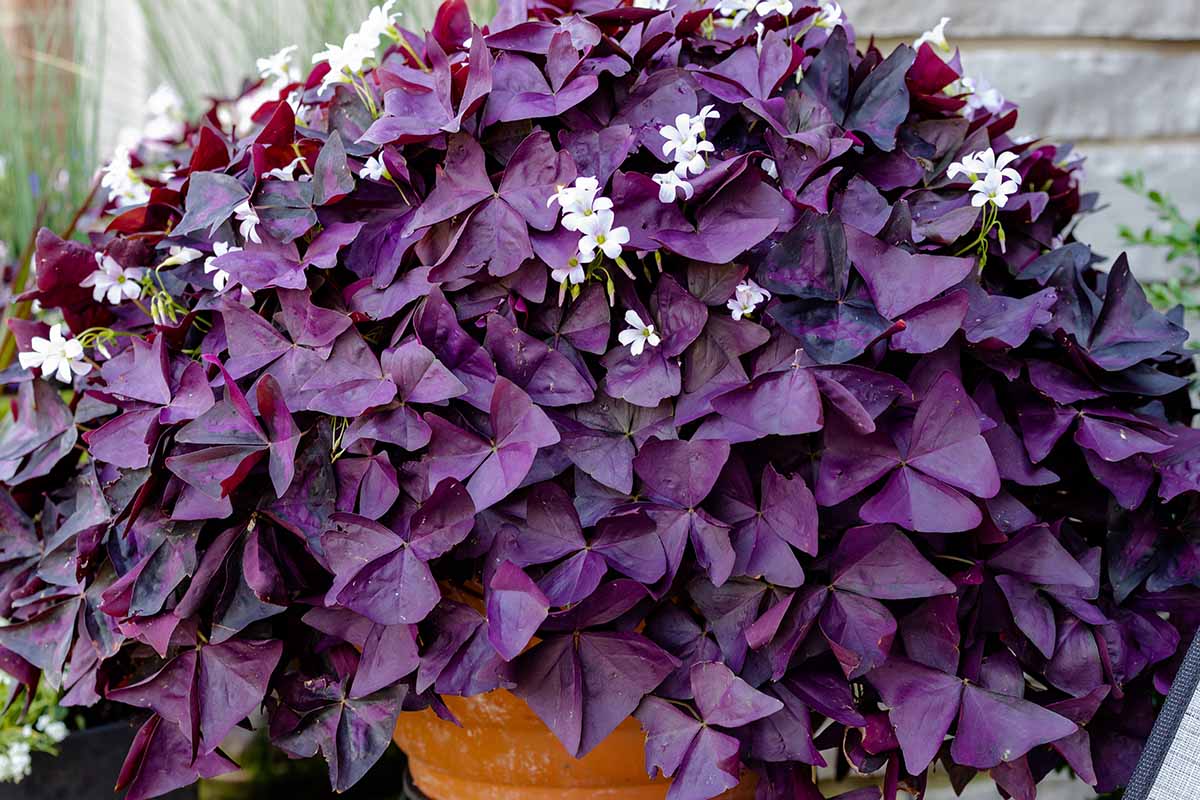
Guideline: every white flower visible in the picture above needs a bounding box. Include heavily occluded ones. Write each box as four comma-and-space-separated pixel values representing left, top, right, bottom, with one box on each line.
18, 324, 92, 384
265, 156, 309, 182
762, 158, 779, 180
143, 84, 185, 141
234, 199, 262, 244
314, 31, 378, 92
653, 171, 694, 203
634, 0, 670, 8
81, 253, 146, 305
961, 75, 1005, 114
660, 113, 697, 160
359, 1, 401, 45
715, 0, 757, 27
359, 155, 390, 181
618, 310, 661, 356
205, 241, 240, 291
551, 252, 586, 285
100, 146, 150, 207
755, 22, 766, 54
160, 245, 203, 267
726, 279, 771, 320
35, 715, 68, 744
914, 17, 952, 54
0, 154, 7, 179
672, 138, 714, 178
755, 0, 792, 17
947, 147, 1021, 184
0, 240, 9, 263
690, 104, 719, 138
970, 170, 1019, 208
577, 209, 630, 261
257, 45, 300, 89
813, 1, 843, 29
548, 177, 613, 232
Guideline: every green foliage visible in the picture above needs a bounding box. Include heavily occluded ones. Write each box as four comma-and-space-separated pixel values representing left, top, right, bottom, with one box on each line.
0, 670, 74, 783
1119, 171, 1200, 317
0, 1, 102, 266
135, 0, 387, 110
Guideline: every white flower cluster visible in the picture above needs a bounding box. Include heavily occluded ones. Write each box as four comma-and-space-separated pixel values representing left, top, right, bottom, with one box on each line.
143, 84, 187, 142
257, 45, 301, 91
18, 323, 91, 384
313, 0, 402, 93
714, 0, 793, 27
947, 147, 1022, 209
960, 75, 1005, 115
99, 145, 151, 207
726, 279, 771, 320
547, 177, 630, 285
0, 740, 32, 783
654, 105, 719, 203
35, 716, 67, 745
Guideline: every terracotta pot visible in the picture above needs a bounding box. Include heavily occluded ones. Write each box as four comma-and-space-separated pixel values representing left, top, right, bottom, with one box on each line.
394, 688, 755, 800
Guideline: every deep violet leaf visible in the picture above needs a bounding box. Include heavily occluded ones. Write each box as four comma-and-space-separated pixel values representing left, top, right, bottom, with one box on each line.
690, 661, 783, 728
174, 172, 248, 236
425, 377, 560, 511
313, 131, 356, 205
512, 630, 677, 758
116, 716, 238, 800
844, 45, 917, 151
635, 696, 742, 800
486, 560, 549, 660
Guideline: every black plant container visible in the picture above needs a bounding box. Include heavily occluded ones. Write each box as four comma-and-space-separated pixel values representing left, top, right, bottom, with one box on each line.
0, 720, 196, 800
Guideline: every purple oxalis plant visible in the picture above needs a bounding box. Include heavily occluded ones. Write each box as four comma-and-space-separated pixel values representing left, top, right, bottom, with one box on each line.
0, 1, 1197, 799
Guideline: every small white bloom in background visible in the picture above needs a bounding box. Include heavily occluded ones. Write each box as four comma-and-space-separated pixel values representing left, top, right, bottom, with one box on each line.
462, 37, 474, 49
961, 75, 1005, 114
755, 0, 792, 18
0, 154, 7, 179
265, 156, 309, 182
755, 22, 766, 54
359, 155, 390, 181
82, 253, 146, 305
315, 7, 386, 94
727, 279, 771, 320
35, 715, 68, 744
813, 1, 843, 29
160, 245, 203, 267
548, 176, 613, 232
914, 17, 952, 54
100, 145, 151, 207
653, 171, 694, 203
257, 45, 300, 90
618, 310, 661, 356
634, 0, 670, 8
672, 138, 714, 178
18, 324, 92, 384
205, 241, 240, 292
234, 199, 262, 244
970, 170, 1019, 208
577, 209, 630, 261
0, 241, 9, 263
762, 158, 778, 180
358, 0, 401, 45
715, 0, 757, 28
143, 84, 186, 141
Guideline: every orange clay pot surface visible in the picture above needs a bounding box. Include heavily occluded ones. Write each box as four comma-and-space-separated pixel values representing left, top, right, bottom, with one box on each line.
394, 688, 755, 800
